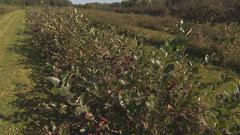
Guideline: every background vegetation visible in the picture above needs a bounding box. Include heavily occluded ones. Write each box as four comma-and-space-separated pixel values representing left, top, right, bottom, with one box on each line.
0, 0, 72, 6
77, 8, 240, 72
80, 0, 240, 23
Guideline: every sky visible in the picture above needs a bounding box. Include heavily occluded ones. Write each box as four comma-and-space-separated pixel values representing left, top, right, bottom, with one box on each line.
71, 0, 122, 4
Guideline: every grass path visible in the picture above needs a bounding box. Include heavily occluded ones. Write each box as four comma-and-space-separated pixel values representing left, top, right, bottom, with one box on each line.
0, 10, 34, 134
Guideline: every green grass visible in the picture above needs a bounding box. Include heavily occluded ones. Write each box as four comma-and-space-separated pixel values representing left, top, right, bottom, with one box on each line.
0, 10, 34, 134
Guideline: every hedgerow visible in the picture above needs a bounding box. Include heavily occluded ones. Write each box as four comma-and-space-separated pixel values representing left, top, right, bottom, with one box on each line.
25, 7, 240, 135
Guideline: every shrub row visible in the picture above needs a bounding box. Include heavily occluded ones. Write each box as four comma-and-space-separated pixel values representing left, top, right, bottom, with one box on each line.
25, 7, 240, 135
26, 7, 206, 134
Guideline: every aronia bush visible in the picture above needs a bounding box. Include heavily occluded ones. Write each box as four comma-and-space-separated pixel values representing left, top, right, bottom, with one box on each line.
26, 7, 207, 134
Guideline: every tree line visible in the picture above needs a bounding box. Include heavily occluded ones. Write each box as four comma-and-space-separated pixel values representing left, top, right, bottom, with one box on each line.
80, 0, 240, 23
0, 0, 72, 6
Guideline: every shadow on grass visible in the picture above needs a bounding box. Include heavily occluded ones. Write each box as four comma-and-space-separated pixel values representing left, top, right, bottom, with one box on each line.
5, 33, 57, 134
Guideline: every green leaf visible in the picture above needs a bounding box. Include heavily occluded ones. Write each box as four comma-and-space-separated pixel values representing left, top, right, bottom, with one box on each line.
50, 87, 71, 96
74, 105, 89, 115
60, 71, 70, 87
50, 87, 63, 96
220, 107, 231, 116
145, 95, 156, 110
47, 77, 60, 86
119, 79, 126, 86
58, 104, 68, 114
74, 107, 86, 115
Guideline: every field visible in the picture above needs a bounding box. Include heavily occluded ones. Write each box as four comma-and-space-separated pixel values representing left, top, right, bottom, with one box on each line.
0, 1, 239, 135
